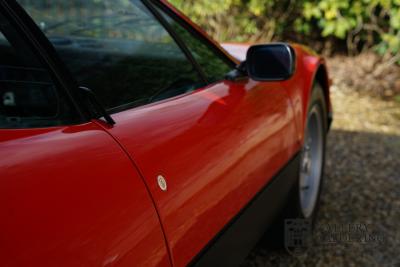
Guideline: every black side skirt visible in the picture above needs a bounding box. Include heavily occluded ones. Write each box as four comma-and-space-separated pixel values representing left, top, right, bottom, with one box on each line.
190, 153, 301, 267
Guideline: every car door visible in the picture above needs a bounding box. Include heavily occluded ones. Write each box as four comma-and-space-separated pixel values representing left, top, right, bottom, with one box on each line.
15, 0, 299, 266
0, 2, 170, 267
110, 2, 300, 266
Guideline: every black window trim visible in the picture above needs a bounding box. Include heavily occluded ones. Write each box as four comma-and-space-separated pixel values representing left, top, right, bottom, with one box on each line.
141, 0, 208, 84
145, 0, 237, 84
0, 0, 91, 124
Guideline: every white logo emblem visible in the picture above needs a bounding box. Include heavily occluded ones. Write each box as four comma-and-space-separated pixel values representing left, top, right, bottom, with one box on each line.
157, 175, 167, 191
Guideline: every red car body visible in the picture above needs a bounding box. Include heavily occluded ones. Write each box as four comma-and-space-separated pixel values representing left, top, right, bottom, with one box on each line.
0, 1, 332, 266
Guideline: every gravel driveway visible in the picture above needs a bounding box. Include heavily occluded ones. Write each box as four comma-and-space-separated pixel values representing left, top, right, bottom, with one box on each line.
241, 71, 400, 266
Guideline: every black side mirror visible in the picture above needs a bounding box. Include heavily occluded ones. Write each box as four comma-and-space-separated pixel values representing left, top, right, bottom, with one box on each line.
246, 43, 296, 81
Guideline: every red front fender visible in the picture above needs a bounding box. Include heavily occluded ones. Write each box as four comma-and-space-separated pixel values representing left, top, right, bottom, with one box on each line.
284, 44, 332, 144
221, 42, 332, 145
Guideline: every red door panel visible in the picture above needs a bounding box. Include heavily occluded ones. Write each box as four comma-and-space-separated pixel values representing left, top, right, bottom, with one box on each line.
107, 79, 298, 266
0, 122, 170, 267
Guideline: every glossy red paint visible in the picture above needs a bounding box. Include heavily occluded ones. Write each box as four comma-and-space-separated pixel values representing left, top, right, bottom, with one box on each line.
282, 44, 332, 143
106, 77, 299, 266
0, 123, 170, 267
0, 2, 332, 267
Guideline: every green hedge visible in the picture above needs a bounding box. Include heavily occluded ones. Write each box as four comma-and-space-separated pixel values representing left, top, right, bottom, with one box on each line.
170, 0, 400, 56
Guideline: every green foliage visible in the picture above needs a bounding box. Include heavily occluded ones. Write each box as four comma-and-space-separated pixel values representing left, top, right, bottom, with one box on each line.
169, 0, 400, 56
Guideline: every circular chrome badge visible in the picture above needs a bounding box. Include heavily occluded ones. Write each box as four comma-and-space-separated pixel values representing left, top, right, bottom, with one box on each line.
157, 175, 167, 191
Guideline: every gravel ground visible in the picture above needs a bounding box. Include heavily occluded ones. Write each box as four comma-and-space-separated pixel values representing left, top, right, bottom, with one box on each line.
241, 66, 400, 266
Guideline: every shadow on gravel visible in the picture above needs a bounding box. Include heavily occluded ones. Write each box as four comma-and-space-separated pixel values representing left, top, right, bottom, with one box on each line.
242, 129, 400, 267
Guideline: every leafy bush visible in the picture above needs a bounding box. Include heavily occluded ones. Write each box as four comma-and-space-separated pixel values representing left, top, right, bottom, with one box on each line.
170, 0, 400, 59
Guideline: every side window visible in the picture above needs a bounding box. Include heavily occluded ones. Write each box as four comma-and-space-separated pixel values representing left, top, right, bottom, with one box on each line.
18, 0, 204, 112
152, 4, 234, 83
0, 12, 79, 129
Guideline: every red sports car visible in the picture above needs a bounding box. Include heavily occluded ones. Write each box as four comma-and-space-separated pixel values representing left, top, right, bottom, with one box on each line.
0, 0, 332, 266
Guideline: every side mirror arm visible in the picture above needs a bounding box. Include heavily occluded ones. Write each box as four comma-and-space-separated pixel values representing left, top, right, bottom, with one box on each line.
225, 61, 248, 82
